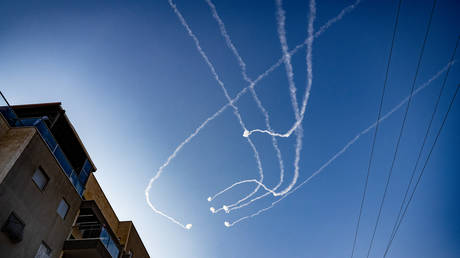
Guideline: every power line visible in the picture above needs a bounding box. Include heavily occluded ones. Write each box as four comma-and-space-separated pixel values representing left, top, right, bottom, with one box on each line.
350, 0, 403, 257
383, 82, 460, 257
384, 36, 459, 257
365, 0, 438, 257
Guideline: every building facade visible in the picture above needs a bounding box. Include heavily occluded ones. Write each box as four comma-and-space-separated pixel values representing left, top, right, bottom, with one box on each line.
64, 174, 149, 258
0, 102, 149, 258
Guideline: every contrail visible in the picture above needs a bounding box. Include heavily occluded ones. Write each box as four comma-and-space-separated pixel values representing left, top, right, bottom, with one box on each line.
213, 0, 318, 216
205, 0, 286, 212
212, 0, 318, 214
216, 59, 456, 214
288, 0, 317, 199
246, 0, 316, 199
272, 0, 305, 199
204, 0, 250, 82
224, 61, 455, 227
146, 0, 362, 228
214, 0, 362, 213
314, 0, 362, 38
145, 0, 266, 230
208, 179, 274, 214
244, 0, 362, 139
276, 0, 301, 116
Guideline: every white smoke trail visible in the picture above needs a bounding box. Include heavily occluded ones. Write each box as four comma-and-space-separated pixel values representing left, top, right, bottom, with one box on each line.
224, 0, 361, 212
166, 0, 268, 211
251, 0, 316, 198
211, 0, 319, 213
205, 0, 286, 212
314, 0, 361, 38
146, 0, 362, 228
212, 0, 318, 211
145, 101, 228, 229
276, 0, 301, 116
244, 0, 361, 139
217, 0, 362, 150
204, 0, 250, 82
224, 61, 455, 227
145, 0, 267, 230
208, 179, 279, 213
287, 0, 316, 199
256, 0, 314, 198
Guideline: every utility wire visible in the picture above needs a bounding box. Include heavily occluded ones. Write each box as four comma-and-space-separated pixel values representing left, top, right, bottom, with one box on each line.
365, 0, 438, 257
350, 0, 403, 257
383, 82, 460, 257
384, 36, 459, 257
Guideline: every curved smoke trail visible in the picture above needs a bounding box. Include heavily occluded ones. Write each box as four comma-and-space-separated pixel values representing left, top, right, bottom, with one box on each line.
225, 61, 455, 227
204, 0, 286, 214
146, 0, 363, 229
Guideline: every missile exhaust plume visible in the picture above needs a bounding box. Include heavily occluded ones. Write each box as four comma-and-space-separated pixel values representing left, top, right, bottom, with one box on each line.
224, 61, 455, 226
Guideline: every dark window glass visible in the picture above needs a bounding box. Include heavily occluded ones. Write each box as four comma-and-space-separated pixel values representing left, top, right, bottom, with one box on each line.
57, 199, 69, 219
35, 241, 51, 258
32, 168, 49, 191
1, 212, 25, 243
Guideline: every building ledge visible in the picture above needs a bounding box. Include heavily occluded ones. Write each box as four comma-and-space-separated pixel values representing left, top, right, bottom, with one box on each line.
63, 239, 112, 258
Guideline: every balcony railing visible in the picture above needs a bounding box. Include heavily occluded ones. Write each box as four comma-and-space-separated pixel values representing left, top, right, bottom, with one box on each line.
74, 225, 120, 258
100, 227, 120, 258
75, 201, 122, 258
0, 107, 92, 196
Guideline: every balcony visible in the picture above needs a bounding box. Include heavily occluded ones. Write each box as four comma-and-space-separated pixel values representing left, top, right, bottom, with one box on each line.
63, 201, 121, 258
63, 238, 115, 258
0, 104, 94, 196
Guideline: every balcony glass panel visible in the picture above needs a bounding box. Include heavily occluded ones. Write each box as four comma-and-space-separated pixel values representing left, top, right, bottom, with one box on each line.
53, 147, 73, 177
0, 108, 18, 126
78, 159, 91, 185
100, 227, 120, 258
0, 107, 87, 196
34, 120, 58, 150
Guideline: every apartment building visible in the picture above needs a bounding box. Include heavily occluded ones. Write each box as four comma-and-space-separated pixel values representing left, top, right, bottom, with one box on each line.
64, 174, 149, 258
0, 102, 149, 258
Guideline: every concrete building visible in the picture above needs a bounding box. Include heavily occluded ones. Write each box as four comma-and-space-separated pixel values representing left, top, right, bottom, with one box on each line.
63, 174, 149, 258
0, 102, 149, 258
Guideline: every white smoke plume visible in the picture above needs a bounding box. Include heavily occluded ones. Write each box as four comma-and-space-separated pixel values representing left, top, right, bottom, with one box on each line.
224, 61, 455, 226
146, 0, 363, 229
205, 0, 286, 212
145, 0, 267, 230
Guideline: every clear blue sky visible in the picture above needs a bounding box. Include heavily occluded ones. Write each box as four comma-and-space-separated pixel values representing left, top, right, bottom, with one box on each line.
1, 0, 459, 257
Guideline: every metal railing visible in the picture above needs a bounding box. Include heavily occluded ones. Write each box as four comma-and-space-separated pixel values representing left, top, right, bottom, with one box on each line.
73, 224, 120, 258
100, 227, 120, 258
0, 107, 91, 196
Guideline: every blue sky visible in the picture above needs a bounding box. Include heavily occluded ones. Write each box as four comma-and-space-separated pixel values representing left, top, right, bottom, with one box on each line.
1, 0, 459, 257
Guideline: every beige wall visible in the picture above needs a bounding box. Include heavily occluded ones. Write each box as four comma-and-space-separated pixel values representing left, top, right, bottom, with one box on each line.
117, 221, 131, 247
84, 175, 150, 258
0, 131, 82, 258
0, 116, 35, 184
119, 222, 150, 258
0, 114, 9, 138
83, 174, 120, 234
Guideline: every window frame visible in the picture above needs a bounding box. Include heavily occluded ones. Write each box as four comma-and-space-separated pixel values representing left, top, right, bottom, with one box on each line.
56, 198, 69, 220
31, 167, 50, 192
35, 241, 52, 258
1, 211, 25, 243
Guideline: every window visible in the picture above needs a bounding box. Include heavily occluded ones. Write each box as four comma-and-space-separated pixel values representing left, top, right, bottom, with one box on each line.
32, 167, 49, 191
56, 199, 69, 219
1, 212, 25, 243
35, 242, 51, 258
